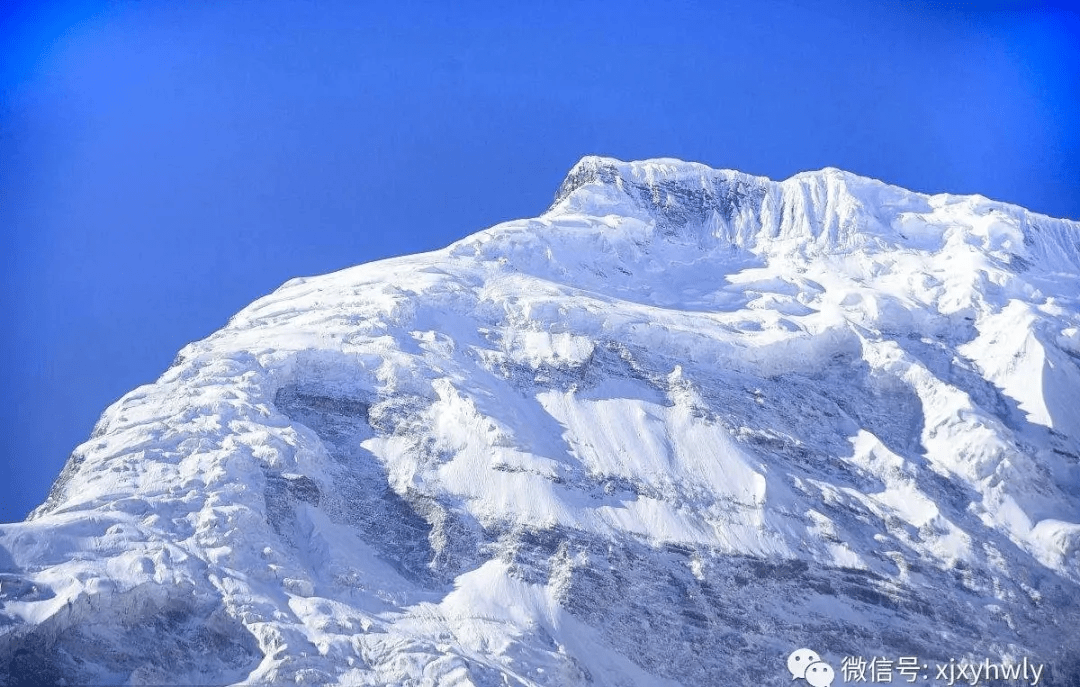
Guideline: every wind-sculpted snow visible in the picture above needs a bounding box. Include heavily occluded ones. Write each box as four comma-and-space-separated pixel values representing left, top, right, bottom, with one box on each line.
2, 157, 1079, 685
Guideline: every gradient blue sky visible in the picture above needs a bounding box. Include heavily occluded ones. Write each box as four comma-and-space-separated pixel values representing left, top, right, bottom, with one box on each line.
2, 1, 1078, 522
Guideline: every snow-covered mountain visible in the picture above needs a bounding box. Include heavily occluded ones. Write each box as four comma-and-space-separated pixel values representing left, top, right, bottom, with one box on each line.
2, 156, 1079, 686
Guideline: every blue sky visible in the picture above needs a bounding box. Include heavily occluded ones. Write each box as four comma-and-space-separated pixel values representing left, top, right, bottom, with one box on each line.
1, 1, 1078, 522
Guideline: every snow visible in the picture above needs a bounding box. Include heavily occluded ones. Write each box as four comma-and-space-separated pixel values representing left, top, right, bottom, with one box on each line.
2, 156, 1079, 685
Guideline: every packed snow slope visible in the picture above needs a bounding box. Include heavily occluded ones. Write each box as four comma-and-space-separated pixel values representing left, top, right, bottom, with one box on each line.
3, 156, 1080, 686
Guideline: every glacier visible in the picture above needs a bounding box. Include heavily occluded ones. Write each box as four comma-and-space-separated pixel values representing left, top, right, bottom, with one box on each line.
1, 156, 1079, 685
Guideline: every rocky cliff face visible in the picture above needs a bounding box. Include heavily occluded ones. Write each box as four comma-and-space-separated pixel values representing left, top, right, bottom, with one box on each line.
2, 157, 1079, 686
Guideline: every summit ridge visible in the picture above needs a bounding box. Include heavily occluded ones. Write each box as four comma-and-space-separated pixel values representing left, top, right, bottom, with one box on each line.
551, 156, 1080, 270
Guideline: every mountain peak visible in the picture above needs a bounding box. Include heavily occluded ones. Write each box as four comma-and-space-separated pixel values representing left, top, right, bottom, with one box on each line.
552, 155, 759, 208
2, 154, 1079, 685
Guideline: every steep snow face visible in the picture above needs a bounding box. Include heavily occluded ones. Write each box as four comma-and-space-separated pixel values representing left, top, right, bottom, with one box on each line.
2, 157, 1079, 686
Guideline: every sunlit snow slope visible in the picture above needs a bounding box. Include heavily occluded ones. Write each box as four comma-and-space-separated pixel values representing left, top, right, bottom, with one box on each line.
3, 157, 1079, 686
